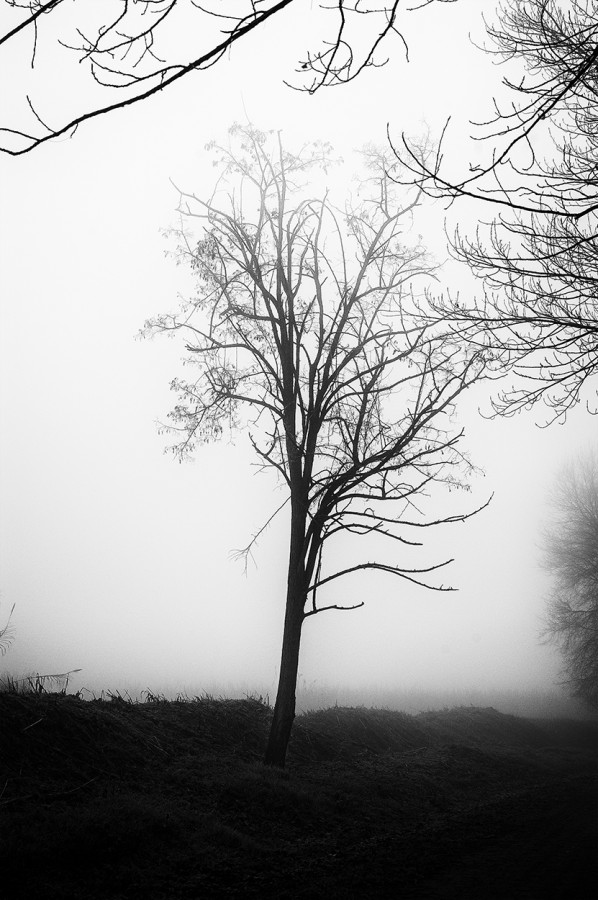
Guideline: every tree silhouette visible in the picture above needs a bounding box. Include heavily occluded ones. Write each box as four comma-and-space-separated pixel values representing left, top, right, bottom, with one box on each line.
144, 125, 486, 766
0, 0, 456, 155
393, 0, 598, 422
543, 457, 598, 709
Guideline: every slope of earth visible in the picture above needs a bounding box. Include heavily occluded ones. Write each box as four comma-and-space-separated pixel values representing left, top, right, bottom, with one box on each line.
0, 692, 596, 899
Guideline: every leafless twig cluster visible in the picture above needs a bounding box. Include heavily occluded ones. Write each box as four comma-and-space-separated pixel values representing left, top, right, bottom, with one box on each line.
393, 0, 598, 422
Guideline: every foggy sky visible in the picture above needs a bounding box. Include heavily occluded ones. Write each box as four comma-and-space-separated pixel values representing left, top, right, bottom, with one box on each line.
1, 0, 595, 706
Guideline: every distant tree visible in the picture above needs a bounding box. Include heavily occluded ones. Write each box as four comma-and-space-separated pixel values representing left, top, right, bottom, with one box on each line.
543, 456, 598, 709
143, 125, 487, 766
394, 0, 598, 422
0, 0, 457, 156
0, 601, 15, 656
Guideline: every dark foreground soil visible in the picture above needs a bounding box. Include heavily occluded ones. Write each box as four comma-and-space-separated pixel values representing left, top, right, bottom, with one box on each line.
0, 693, 596, 899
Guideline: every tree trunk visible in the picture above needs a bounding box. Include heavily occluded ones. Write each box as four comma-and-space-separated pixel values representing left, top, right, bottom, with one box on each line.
264, 483, 307, 767
264, 592, 304, 767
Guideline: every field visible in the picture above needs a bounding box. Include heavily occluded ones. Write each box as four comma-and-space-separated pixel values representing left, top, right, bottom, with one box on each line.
1, 689, 596, 899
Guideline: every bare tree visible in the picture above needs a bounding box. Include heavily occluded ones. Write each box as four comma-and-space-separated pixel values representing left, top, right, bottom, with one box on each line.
543, 456, 598, 709
143, 125, 486, 766
393, 0, 598, 422
0, 0, 457, 156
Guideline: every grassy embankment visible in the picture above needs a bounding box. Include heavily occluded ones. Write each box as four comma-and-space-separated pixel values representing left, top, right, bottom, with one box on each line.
1, 687, 596, 899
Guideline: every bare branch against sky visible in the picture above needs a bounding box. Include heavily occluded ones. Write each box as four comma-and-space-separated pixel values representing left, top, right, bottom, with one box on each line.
393, 0, 598, 423
0, 0, 458, 155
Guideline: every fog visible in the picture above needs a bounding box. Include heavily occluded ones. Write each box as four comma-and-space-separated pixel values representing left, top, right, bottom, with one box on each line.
0, 0, 595, 718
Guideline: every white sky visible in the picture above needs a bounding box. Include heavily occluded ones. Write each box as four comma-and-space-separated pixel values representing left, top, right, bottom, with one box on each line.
1, 0, 595, 704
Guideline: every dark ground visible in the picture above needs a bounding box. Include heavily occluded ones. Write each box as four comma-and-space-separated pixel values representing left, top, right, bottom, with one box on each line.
0, 691, 596, 899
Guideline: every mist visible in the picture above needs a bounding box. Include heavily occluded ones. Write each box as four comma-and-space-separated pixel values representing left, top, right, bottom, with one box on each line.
1, 0, 595, 722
